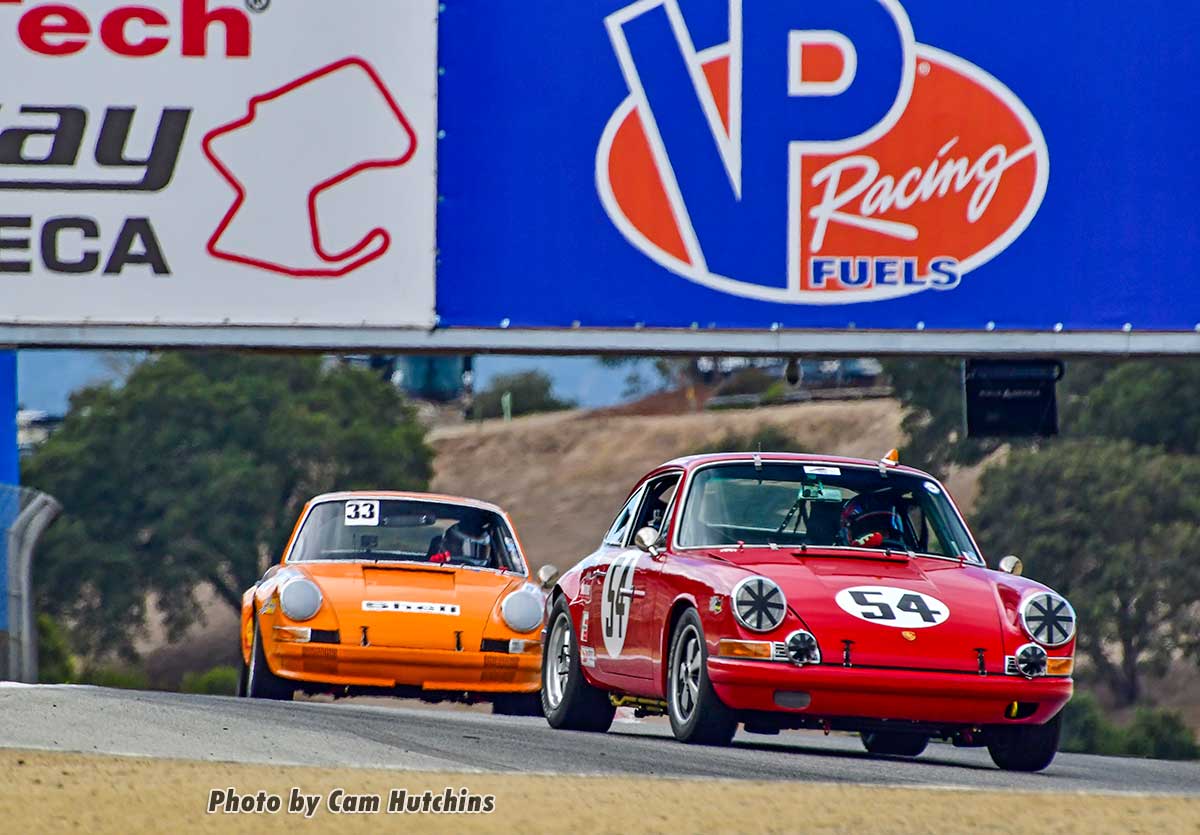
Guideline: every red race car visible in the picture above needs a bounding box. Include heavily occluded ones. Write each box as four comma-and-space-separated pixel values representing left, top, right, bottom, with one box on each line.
541, 452, 1076, 772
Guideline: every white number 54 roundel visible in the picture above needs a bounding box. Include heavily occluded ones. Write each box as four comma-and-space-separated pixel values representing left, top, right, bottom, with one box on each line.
835, 586, 950, 628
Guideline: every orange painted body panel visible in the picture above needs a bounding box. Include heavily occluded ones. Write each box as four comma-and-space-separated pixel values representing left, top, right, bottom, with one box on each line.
240, 491, 542, 695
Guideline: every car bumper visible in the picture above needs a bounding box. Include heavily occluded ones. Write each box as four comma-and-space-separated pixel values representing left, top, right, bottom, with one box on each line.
707, 659, 1072, 725
269, 642, 541, 693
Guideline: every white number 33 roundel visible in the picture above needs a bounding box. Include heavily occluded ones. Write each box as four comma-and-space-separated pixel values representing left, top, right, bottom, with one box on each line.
835, 585, 949, 628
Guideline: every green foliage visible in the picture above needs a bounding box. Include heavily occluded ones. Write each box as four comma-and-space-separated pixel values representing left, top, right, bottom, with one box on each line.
77, 664, 149, 690
1123, 706, 1200, 760
471, 371, 575, 420
1060, 692, 1126, 755
881, 358, 1115, 476
693, 425, 806, 455
36, 613, 76, 684
973, 439, 1200, 704
180, 665, 240, 696
1071, 361, 1200, 455
882, 358, 1002, 476
714, 367, 776, 397
24, 352, 433, 659
1061, 693, 1199, 760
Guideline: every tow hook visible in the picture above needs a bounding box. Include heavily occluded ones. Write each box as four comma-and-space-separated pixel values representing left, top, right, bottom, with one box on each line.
975, 647, 987, 675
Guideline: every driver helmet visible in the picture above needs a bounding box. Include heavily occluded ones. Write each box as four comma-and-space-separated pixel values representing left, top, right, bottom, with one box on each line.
840, 492, 905, 548
443, 518, 492, 560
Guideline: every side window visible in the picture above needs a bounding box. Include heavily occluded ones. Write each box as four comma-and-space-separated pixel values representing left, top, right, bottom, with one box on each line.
905, 502, 947, 556
603, 488, 644, 547
632, 474, 682, 535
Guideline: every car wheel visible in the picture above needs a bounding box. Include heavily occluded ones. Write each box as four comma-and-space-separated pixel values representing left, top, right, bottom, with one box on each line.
492, 692, 544, 717
666, 608, 737, 746
236, 656, 249, 697
541, 597, 615, 732
986, 712, 1062, 772
861, 731, 929, 757
246, 617, 294, 701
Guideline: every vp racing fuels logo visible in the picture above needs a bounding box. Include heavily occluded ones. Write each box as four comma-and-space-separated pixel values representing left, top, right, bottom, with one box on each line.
597, 0, 1048, 304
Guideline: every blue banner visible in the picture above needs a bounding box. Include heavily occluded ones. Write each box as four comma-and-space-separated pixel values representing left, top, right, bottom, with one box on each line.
436, 1, 1200, 332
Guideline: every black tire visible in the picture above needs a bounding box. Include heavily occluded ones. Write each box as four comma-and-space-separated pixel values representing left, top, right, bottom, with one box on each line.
861, 731, 929, 757
666, 608, 737, 746
492, 691, 544, 717
236, 656, 248, 697
541, 597, 615, 732
246, 617, 294, 701
987, 712, 1062, 772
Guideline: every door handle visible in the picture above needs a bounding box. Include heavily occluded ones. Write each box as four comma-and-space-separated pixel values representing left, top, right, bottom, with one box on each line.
619, 587, 647, 599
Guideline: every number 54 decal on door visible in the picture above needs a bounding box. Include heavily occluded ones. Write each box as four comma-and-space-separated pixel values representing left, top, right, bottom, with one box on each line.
600, 553, 640, 657
835, 585, 950, 628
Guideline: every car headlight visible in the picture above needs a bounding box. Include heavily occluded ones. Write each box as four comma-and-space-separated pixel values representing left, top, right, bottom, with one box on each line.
1019, 591, 1076, 647
500, 586, 543, 633
785, 630, 821, 666
1014, 642, 1048, 678
279, 577, 322, 622
732, 576, 787, 633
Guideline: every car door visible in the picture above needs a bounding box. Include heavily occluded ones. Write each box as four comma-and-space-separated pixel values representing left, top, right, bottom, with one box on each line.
581, 486, 643, 685
596, 472, 681, 681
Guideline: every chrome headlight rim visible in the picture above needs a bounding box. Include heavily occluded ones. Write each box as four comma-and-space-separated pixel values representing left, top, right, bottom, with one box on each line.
1019, 591, 1076, 647
1014, 641, 1049, 678
278, 577, 323, 622
784, 629, 821, 666
731, 575, 788, 633
500, 585, 543, 634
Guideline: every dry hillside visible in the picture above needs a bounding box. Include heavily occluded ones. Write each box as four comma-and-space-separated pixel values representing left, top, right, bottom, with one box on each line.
430, 399, 916, 571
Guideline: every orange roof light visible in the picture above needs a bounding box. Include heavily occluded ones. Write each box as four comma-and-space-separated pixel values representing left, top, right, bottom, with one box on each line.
882, 448, 900, 465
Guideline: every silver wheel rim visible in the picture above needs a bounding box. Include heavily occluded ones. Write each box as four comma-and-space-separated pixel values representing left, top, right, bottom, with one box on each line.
670, 624, 702, 724
544, 613, 571, 710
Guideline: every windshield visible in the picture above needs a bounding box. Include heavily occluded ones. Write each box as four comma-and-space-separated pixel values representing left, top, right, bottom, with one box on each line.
676, 462, 979, 562
287, 498, 525, 572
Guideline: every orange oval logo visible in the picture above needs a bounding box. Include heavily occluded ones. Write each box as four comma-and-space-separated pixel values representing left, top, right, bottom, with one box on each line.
902, 631, 917, 641
598, 11, 1047, 305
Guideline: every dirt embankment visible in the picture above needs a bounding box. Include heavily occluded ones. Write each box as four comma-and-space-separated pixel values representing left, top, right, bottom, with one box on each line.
4, 749, 1197, 835
430, 399, 915, 571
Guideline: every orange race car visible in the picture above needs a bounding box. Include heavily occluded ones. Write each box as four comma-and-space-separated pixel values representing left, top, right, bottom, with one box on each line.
237, 491, 553, 715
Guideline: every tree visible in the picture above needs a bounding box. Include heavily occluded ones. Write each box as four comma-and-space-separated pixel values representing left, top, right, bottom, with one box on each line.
972, 439, 1200, 705
24, 352, 433, 658
882, 358, 1115, 477
1071, 360, 1200, 455
471, 370, 575, 419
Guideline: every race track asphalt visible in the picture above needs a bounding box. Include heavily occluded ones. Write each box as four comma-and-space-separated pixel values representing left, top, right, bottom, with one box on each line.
1, 684, 1197, 795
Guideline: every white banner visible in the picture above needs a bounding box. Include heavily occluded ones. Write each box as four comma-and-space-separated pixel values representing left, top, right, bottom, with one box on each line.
0, 0, 436, 327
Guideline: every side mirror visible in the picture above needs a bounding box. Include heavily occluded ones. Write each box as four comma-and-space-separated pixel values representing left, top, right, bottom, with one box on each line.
260, 564, 281, 583
536, 564, 559, 589
633, 526, 663, 556
998, 555, 1023, 576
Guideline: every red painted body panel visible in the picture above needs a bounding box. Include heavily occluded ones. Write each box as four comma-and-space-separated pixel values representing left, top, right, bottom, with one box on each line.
557, 453, 1076, 728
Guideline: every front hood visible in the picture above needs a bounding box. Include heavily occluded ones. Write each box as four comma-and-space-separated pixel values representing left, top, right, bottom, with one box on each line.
293, 562, 520, 650
738, 551, 1008, 673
